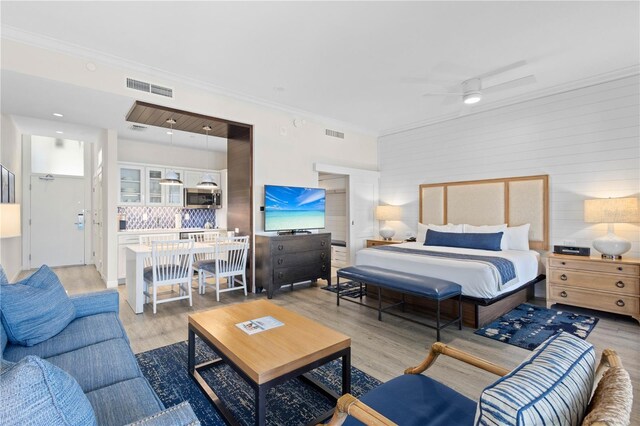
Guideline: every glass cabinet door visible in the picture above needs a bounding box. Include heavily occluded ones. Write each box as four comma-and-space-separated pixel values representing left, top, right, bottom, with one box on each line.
165, 170, 184, 206
119, 166, 143, 205
146, 168, 164, 205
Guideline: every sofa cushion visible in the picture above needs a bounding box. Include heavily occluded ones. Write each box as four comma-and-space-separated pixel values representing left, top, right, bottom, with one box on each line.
86, 377, 164, 426
0, 264, 8, 285
0, 355, 96, 425
1, 314, 7, 356
3, 312, 127, 362
476, 332, 596, 426
344, 374, 476, 426
0, 265, 76, 346
45, 338, 142, 393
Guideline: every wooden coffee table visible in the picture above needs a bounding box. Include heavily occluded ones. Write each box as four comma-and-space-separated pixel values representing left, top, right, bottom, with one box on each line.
188, 300, 351, 426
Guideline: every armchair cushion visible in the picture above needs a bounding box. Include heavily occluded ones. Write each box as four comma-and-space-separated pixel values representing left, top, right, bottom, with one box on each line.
70, 289, 120, 318
476, 332, 595, 426
3, 312, 127, 361
0, 355, 96, 425
0, 265, 76, 346
86, 377, 164, 425
343, 374, 476, 426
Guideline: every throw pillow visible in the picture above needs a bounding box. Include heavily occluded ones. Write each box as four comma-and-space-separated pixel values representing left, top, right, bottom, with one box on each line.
424, 229, 503, 251
0, 265, 76, 346
417, 223, 463, 243
506, 224, 531, 251
0, 355, 96, 425
463, 224, 508, 250
0, 264, 8, 285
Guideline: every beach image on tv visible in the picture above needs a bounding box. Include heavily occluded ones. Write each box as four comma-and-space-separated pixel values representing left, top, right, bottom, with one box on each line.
264, 185, 326, 231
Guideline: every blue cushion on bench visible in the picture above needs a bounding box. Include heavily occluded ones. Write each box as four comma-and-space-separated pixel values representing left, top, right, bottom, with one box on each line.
425, 229, 503, 251
343, 374, 476, 426
338, 265, 461, 300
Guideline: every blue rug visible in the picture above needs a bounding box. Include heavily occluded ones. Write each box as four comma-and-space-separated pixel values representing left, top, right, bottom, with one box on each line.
136, 338, 382, 425
474, 303, 599, 351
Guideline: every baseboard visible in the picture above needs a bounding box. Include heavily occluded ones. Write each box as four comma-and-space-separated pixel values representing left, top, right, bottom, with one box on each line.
105, 279, 119, 288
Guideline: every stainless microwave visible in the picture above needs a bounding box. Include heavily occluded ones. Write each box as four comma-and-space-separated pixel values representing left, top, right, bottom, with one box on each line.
184, 188, 222, 209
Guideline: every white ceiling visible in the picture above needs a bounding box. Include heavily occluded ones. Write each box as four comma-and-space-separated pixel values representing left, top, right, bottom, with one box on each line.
1, 1, 639, 134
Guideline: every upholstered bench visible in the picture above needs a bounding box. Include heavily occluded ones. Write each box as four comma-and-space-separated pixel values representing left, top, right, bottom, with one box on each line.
336, 265, 462, 341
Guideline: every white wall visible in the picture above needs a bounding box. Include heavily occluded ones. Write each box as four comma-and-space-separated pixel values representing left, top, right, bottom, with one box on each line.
0, 114, 22, 280
118, 138, 227, 170
378, 75, 640, 260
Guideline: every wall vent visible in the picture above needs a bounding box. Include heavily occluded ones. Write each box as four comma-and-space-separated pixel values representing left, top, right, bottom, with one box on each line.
325, 129, 345, 139
126, 78, 173, 98
129, 124, 148, 131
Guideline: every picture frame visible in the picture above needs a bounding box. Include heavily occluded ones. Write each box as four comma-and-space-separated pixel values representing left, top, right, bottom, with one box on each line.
8, 171, 15, 203
1, 165, 8, 204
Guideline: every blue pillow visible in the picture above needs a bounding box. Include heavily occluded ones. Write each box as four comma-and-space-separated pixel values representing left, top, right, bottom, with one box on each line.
424, 229, 503, 251
0, 265, 76, 346
0, 265, 8, 285
0, 355, 96, 425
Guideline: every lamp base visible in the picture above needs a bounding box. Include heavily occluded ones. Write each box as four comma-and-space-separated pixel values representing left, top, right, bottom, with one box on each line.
379, 226, 395, 241
592, 230, 631, 259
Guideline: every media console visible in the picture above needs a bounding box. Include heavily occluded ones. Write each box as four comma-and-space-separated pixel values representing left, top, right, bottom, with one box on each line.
255, 233, 332, 298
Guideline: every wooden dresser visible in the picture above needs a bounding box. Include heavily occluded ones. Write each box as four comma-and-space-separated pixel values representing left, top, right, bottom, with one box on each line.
546, 253, 640, 324
255, 233, 331, 299
366, 239, 403, 248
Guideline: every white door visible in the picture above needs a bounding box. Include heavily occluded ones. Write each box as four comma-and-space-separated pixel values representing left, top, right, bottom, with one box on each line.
30, 175, 86, 268
348, 175, 378, 264
93, 172, 103, 276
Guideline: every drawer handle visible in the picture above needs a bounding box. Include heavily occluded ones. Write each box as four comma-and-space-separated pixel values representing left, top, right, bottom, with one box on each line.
560, 291, 568, 298
618, 267, 623, 271
321, 241, 326, 246
616, 299, 625, 307
561, 261, 566, 265
277, 245, 284, 251
560, 274, 568, 281
277, 259, 283, 265
321, 265, 327, 272
277, 272, 284, 279
615, 281, 625, 288
320, 252, 326, 259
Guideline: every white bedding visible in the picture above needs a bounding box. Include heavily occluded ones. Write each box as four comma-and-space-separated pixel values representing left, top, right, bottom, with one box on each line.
355, 242, 542, 299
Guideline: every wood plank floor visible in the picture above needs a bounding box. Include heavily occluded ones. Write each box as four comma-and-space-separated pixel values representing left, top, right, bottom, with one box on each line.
42, 265, 640, 423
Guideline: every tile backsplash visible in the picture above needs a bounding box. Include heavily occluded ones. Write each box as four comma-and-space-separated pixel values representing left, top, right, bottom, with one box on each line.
118, 206, 217, 230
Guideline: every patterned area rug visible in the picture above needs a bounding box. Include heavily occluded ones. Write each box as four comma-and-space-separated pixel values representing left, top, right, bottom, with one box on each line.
475, 303, 599, 351
136, 339, 381, 426
322, 281, 366, 298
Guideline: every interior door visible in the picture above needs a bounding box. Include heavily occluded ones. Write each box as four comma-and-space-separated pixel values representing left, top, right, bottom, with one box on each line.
92, 172, 103, 275
348, 175, 378, 263
30, 175, 86, 268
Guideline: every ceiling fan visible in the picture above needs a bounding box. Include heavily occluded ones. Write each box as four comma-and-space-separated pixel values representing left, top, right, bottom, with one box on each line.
421, 60, 536, 105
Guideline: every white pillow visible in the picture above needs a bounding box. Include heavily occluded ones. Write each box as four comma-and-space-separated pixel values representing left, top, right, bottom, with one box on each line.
506, 224, 530, 251
417, 223, 463, 243
463, 224, 508, 250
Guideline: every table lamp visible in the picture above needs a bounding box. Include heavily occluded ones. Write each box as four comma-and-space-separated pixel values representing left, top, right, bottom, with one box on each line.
0, 204, 21, 239
376, 205, 401, 241
584, 197, 638, 259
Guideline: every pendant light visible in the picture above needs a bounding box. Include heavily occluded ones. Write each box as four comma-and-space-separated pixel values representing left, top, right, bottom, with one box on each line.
196, 125, 219, 189
160, 118, 183, 186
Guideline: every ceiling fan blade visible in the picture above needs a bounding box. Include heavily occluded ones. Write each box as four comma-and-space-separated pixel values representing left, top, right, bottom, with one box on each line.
475, 60, 528, 80
483, 75, 537, 93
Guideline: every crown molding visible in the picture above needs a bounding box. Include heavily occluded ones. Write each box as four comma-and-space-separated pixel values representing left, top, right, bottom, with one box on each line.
1, 26, 377, 137
380, 64, 640, 137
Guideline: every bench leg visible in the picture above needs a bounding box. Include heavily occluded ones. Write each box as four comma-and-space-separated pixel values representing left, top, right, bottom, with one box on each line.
436, 300, 441, 342
337, 276, 340, 306
458, 293, 462, 330
359, 281, 363, 301
401, 293, 406, 312
378, 286, 382, 321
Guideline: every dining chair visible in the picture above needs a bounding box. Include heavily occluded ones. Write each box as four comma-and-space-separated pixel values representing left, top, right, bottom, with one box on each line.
198, 235, 249, 301
186, 231, 224, 291
139, 233, 177, 267
143, 239, 194, 314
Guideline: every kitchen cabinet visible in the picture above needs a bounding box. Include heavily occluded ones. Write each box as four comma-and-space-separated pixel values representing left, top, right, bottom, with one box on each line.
145, 167, 164, 206
165, 170, 184, 206
118, 165, 144, 205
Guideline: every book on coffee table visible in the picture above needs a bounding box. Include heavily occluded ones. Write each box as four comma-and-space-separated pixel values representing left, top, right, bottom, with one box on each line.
236, 316, 284, 335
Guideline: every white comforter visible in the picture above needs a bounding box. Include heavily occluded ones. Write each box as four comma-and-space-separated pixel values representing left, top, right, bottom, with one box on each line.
355, 242, 542, 299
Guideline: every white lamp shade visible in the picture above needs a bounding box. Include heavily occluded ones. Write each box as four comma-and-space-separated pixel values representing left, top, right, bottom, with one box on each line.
0, 204, 21, 238
375, 205, 401, 221
584, 197, 638, 223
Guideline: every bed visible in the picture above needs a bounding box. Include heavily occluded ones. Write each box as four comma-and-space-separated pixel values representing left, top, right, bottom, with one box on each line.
357, 174, 548, 328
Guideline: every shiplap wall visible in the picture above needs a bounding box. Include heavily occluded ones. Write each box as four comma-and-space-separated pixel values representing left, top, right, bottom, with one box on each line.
378, 75, 640, 260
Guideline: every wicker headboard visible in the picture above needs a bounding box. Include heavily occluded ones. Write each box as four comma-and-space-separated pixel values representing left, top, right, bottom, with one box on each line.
419, 175, 549, 250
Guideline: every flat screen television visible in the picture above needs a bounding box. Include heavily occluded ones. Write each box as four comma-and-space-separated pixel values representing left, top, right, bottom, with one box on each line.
264, 185, 326, 232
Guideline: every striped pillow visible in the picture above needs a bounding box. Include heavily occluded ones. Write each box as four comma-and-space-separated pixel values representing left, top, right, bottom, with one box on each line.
475, 332, 596, 426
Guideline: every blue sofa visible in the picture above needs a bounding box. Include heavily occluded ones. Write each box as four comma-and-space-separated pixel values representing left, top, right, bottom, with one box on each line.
0, 280, 199, 426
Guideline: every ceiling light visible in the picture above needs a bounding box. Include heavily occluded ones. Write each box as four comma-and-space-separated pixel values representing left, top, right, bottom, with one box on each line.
160, 119, 183, 186
53, 113, 64, 117
56, 131, 64, 134
197, 125, 219, 189
463, 92, 482, 105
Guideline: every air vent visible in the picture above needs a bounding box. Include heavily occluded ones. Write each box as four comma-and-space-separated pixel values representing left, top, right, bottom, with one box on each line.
129, 124, 148, 131
325, 129, 344, 139
126, 78, 173, 98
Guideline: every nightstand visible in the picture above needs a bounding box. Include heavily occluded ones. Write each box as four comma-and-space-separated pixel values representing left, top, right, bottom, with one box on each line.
366, 239, 404, 248
546, 253, 640, 324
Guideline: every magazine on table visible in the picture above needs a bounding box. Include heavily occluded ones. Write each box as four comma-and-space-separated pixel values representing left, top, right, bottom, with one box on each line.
236, 316, 284, 335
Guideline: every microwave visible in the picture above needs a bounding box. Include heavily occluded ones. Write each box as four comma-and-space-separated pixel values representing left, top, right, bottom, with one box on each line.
184, 188, 222, 209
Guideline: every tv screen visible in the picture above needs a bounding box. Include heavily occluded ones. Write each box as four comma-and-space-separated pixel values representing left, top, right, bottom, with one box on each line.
264, 185, 326, 232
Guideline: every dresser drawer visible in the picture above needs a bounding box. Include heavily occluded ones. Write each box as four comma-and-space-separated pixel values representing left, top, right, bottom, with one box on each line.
273, 250, 329, 268
271, 236, 329, 254
274, 264, 329, 285
549, 285, 639, 316
548, 269, 640, 295
549, 258, 639, 276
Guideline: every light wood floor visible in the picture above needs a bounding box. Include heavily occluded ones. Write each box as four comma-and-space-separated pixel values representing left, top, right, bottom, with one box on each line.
43, 265, 639, 423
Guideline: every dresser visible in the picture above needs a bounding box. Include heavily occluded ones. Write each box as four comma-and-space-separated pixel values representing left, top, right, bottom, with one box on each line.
365, 239, 404, 248
255, 233, 331, 298
546, 253, 640, 324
